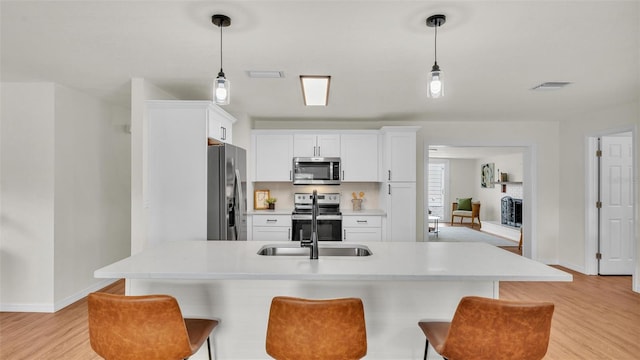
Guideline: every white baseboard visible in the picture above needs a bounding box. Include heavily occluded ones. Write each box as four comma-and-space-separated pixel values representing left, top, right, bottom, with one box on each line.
53, 278, 121, 311
481, 221, 520, 241
0, 278, 120, 313
0, 302, 55, 313
558, 261, 586, 275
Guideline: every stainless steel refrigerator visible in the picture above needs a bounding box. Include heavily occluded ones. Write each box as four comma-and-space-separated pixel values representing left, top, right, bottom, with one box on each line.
207, 143, 247, 240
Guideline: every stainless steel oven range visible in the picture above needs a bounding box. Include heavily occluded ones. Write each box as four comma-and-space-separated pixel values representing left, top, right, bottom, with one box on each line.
292, 193, 342, 241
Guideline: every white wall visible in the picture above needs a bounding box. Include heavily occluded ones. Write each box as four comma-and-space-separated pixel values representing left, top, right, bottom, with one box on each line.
53, 84, 131, 309
475, 153, 524, 222
1, 83, 55, 311
130, 78, 178, 254
558, 101, 639, 276
0, 82, 131, 311
448, 158, 476, 216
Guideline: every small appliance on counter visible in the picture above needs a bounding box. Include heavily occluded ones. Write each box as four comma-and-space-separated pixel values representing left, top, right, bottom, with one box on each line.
291, 193, 342, 241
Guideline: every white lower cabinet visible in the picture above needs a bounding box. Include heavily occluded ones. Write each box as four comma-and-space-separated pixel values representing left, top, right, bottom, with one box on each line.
384, 182, 416, 242
251, 215, 291, 241
342, 215, 382, 242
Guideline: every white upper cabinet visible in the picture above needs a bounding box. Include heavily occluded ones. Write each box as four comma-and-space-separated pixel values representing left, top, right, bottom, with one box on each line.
207, 105, 234, 144
253, 133, 294, 181
382, 127, 418, 182
340, 133, 379, 182
293, 134, 340, 157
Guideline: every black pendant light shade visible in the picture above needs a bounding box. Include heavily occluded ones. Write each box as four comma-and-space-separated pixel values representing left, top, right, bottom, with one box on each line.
426, 14, 446, 98
212, 14, 231, 105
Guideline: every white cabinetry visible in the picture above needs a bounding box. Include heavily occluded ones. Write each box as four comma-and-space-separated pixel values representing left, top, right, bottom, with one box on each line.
251, 215, 292, 241
383, 128, 416, 182
253, 133, 294, 181
207, 105, 234, 143
381, 127, 419, 242
147, 101, 220, 245
340, 133, 379, 182
384, 182, 417, 242
293, 134, 340, 157
342, 215, 382, 242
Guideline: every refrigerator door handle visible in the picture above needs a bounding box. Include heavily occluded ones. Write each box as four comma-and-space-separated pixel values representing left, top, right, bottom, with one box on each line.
233, 168, 244, 240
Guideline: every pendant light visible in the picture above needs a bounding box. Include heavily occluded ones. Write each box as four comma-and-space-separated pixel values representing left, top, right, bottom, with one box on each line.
426, 14, 446, 98
212, 14, 231, 105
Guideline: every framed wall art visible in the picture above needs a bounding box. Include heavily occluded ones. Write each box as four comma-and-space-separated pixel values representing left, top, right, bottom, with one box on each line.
254, 189, 270, 210
481, 163, 495, 188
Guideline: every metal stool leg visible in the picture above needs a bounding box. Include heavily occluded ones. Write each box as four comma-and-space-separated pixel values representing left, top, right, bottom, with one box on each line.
424, 339, 429, 360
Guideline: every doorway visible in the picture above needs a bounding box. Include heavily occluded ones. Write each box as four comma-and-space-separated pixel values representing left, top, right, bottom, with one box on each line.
586, 130, 636, 275
424, 144, 534, 257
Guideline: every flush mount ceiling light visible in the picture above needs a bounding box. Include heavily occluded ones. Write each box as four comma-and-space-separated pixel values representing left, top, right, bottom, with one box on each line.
300, 75, 331, 106
426, 14, 446, 99
212, 14, 231, 105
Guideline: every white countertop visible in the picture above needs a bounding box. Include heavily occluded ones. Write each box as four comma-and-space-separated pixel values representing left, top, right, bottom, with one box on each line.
341, 209, 386, 216
247, 209, 386, 216
246, 209, 293, 215
95, 241, 571, 282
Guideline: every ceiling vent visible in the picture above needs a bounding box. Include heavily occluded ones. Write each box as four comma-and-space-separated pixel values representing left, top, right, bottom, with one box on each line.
246, 71, 285, 78
530, 82, 571, 91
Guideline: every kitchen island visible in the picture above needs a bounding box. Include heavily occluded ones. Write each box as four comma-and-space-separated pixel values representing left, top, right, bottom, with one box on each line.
95, 241, 571, 359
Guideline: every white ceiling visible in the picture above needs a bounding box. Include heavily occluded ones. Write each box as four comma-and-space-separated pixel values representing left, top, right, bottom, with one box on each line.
1, 1, 638, 122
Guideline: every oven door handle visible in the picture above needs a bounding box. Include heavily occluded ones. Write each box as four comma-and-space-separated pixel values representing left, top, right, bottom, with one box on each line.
316, 215, 342, 221
292, 214, 312, 220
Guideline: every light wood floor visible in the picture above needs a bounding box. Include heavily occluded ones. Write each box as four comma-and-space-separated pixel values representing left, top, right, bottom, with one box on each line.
1, 270, 639, 359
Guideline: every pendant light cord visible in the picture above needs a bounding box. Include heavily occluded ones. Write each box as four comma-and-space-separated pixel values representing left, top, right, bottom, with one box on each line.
434, 21, 438, 64
219, 23, 224, 73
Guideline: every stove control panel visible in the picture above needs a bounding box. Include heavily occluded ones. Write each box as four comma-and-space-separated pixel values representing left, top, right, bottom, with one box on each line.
294, 193, 341, 205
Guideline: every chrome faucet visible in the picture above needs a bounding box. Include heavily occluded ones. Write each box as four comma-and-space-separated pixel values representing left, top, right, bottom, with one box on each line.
300, 190, 319, 259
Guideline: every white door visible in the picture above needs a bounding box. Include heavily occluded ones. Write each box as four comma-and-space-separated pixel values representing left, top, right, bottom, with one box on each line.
599, 134, 635, 275
427, 162, 446, 219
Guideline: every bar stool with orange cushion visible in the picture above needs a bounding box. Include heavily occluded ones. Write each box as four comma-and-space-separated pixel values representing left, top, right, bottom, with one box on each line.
418, 296, 554, 360
266, 296, 367, 360
88, 292, 219, 360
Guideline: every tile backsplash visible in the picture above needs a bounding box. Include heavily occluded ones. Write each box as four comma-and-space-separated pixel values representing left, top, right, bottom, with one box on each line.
253, 182, 381, 211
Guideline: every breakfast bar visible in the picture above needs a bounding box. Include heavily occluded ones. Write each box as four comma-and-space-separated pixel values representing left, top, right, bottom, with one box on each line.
95, 241, 571, 359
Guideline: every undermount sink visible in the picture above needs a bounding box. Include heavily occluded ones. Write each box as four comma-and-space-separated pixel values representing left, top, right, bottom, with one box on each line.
257, 244, 372, 257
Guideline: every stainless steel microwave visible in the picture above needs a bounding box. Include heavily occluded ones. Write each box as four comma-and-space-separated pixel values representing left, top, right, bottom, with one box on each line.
292, 157, 341, 185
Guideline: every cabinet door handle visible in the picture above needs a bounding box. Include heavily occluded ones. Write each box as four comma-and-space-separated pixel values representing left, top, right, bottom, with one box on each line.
343, 229, 346, 240
288, 228, 291, 240
357, 220, 368, 224
388, 170, 391, 181
388, 184, 391, 195
317, 146, 320, 156
267, 219, 278, 223
290, 170, 292, 180
342, 170, 345, 180
220, 126, 226, 140
313, 146, 317, 156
